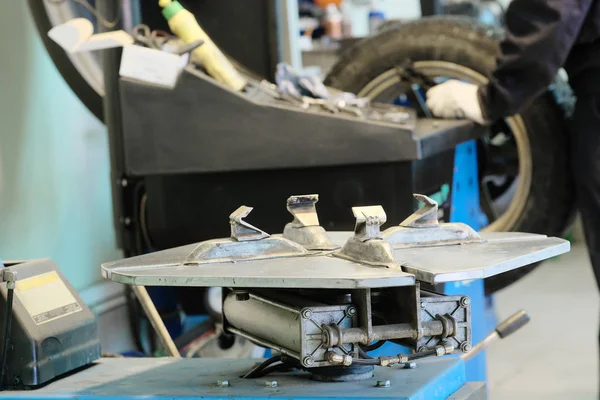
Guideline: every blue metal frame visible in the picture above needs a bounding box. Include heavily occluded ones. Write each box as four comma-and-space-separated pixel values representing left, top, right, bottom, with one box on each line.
446, 140, 495, 382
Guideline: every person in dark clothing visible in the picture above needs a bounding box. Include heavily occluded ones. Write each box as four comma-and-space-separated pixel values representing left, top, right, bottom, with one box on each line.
426, 0, 600, 384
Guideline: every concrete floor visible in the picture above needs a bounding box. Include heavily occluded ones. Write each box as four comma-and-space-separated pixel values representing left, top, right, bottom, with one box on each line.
488, 243, 599, 399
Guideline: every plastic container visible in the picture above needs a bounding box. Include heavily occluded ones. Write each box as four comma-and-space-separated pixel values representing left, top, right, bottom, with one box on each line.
368, 0, 386, 34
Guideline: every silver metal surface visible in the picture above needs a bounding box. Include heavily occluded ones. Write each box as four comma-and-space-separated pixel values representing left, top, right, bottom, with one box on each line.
102, 195, 569, 288
223, 292, 355, 367
376, 380, 391, 388
102, 251, 415, 289
334, 206, 399, 268
416, 291, 470, 352
324, 321, 445, 346
400, 194, 440, 228
102, 231, 567, 287
398, 232, 569, 283
352, 206, 387, 242
461, 331, 498, 362
383, 194, 482, 247
184, 235, 309, 265
282, 195, 337, 250
229, 206, 270, 242
131, 285, 180, 358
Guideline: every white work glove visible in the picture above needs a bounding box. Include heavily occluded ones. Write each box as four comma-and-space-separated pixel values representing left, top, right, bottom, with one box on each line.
426, 80, 486, 125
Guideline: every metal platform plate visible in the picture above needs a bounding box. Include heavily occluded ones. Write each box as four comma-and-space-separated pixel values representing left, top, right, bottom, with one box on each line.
329, 231, 570, 284
102, 245, 416, 289
102, 232, 568, 289
2, 357, 473, 400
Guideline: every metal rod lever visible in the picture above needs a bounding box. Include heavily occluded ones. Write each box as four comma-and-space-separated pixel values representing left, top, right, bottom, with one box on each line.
132, 286, 181, 357
461, 310, 530, 362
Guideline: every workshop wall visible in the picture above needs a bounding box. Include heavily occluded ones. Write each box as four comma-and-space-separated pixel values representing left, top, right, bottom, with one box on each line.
0, 1, 121, 290
344, 0, 422, 37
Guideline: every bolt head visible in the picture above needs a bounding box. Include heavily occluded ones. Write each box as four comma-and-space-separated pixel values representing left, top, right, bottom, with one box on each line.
216, 380, 230, 388
460, 342, 472, 353
301, 309, 313, 319
303, 356, 314, 366
120, 178, 128, 187
420, 301, 426, 309
403, 362, 417, 369
460, 296, 471, 307
418, 346, 428, 353
376, 380, 391, 388
265, 380, 278, 388
347, 307, 356, 317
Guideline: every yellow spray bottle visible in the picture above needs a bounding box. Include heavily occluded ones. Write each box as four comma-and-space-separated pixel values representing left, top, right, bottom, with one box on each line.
159, 0, 247, 91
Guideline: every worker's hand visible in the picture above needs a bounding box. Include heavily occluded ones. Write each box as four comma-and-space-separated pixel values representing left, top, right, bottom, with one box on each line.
426, 80, 486, 125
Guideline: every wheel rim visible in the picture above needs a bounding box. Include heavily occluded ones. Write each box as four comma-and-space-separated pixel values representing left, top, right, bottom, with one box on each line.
356, 61, 532, 232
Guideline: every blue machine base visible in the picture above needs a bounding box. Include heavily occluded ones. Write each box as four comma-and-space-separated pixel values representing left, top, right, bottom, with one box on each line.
1, 358, 483, 400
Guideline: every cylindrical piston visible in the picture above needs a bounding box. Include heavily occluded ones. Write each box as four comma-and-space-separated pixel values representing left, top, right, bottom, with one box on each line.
223, 292, 302, 354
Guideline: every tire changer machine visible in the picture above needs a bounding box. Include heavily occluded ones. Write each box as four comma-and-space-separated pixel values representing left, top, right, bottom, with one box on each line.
0, 6, 571, 396
1, 193, 568, 399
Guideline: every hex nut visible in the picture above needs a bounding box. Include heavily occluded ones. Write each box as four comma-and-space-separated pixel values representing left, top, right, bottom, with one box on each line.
303, 356, 314, 366
418, 346, 428, 353
346, 307, 357, 317
403, 362, 417, 369
460, 342, 472, 353
301, 309, 313, 319
435, 346, 446, 357
460, 297, 471, 307
376, 380, 391, 388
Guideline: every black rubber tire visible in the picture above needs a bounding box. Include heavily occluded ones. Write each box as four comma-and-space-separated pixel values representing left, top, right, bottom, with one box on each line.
325, 17, 575, 294
27, 1, 104, 122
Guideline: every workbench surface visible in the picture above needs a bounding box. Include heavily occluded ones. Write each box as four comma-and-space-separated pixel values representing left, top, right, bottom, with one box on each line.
0, 357, 483, 399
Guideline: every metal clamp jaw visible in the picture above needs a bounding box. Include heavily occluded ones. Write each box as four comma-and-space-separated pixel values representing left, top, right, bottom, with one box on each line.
334, 206, 399, 268
185, 206, 308, 264
230, 206, 270, 242
382, 194, 482, 247
283, 195, 337, 251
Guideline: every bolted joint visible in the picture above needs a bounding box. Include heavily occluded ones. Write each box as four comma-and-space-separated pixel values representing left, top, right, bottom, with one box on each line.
301, 309, 313, 319
403, 362, 417, 369
325, 351, 352, 366
376, 380, 391, 388
302, 356, 314, 367
460, 296, 471, 308
265, 380, 278, 388
460, 342, 472, 353
435, 314, 458, 339
346, 307, 356, 317
321, 324, 342, 347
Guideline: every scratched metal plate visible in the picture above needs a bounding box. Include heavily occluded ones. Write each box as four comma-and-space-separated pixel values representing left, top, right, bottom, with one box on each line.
101, 246, 415, 289
328, 231, 570, 284
102, 232, 568, 288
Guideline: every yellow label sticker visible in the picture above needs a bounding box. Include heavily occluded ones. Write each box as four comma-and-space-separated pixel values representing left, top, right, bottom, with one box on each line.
15, 271, 82, 325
